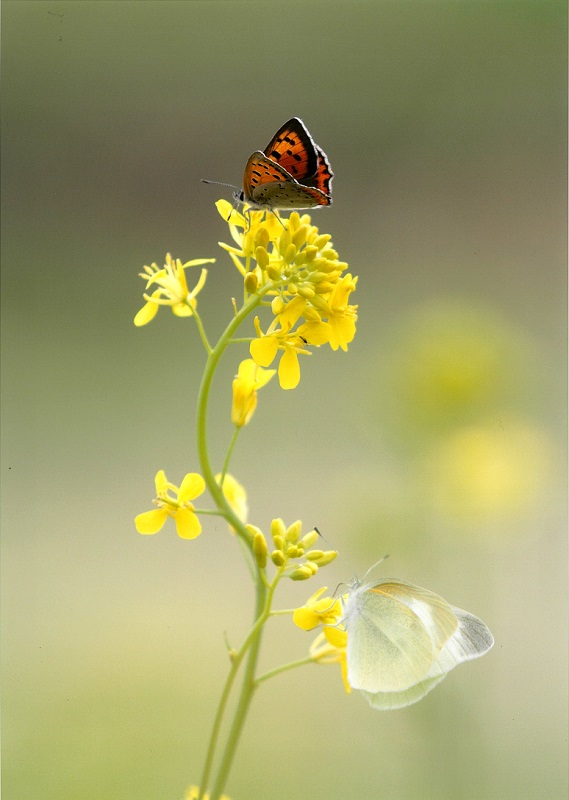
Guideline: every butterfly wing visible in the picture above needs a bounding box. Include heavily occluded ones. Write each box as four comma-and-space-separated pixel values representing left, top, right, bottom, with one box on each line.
344, 580, 459, 694
263, 117, 318, 181
361, 604, 494, 710
243, 152, 332, 209
300, 147, 333, 202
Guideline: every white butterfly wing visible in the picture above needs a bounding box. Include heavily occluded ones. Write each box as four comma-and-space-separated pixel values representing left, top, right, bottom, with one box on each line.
361, 673, 448, 711
356, 599, 494, 710
344, 580, 458, 694
423, 605, 494, 679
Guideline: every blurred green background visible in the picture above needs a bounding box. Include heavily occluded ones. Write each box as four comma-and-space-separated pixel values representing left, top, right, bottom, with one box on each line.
2, 2, 567, 799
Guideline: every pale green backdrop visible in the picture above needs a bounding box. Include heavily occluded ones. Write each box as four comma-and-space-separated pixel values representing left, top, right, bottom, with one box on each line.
2, 2, 567, 799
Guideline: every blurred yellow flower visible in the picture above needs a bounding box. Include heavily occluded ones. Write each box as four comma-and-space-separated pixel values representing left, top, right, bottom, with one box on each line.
380, 303, 532, 436
423, 418, 552, 522
134, 253, 213, 326
135, 470, 205, 539
215, 472, 248, 526
231, 358, 276, 427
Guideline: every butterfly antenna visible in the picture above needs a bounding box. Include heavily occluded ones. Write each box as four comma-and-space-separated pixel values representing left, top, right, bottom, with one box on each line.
201, 179, 239, 191
361, 555, 390, 583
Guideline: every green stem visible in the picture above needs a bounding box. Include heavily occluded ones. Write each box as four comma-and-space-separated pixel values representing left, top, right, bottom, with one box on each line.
220, 427, 240, 485
209, 578, 266, 800
195, 286, 273, 800
199, 568, 282, 800
196, 290, 267, 542
256, 655, 314, 685
192, 307, 212, 354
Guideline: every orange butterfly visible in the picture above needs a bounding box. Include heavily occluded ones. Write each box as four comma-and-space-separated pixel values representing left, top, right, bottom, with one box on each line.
204, 118, 333, 212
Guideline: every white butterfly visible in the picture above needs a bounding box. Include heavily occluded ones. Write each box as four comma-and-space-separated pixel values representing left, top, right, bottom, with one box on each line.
341, 578, 494, 710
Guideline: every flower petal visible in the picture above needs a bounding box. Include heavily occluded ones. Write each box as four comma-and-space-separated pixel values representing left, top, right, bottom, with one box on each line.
250, 336, 279, 367
154, 470, 168, 494
134, 300, 159, 327
135, 509, 167, 534
175, 509, 202, 539
278, 348, 300, 390
178, 473, 206, 503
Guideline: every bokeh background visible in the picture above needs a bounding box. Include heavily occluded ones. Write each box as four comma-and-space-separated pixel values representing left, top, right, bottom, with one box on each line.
2, 2, 567, 799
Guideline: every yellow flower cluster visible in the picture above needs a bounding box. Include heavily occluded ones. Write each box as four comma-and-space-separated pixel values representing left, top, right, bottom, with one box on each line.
216, 201, 358, 389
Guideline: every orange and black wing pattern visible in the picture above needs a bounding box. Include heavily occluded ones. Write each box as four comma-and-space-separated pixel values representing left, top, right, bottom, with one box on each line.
262, 117, 318, 182
241, 118, 333, 209
302, 147, 333, 203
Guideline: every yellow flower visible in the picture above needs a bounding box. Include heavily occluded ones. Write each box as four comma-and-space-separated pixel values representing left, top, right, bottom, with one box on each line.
215, 472, 248, 526
231, 358, 276, 427
295, 587, 350, 692
322, 273, 358, 351
134, 253, 213, 326
135, 470, 205, 539
293, 587, 343, 630
250, 317, 310, 390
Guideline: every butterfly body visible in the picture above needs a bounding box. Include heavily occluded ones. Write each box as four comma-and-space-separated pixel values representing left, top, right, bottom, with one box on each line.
234, 117, 333, 211
342, 577, 494, 710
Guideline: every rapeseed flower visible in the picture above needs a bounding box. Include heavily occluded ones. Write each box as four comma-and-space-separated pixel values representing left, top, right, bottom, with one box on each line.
135, 470, 205, 539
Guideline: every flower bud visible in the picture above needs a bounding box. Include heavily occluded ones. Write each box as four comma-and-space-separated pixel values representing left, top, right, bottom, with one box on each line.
271, 550, 286, 567
285, 520, 302, 544
255, 226, 270, 250
300, 528, 319, 549
244, 271, 258, 293
278, 230, 291, 255
253, 531, 268, 569
292, 225, 309, 248
288, 565, 313, 581
255, 246, 269, 270
271, 296, 285, 315
271, 518, 286, 542
284, 243, 297, 264
313, 234, 331, 250
305, 549, 338, 566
